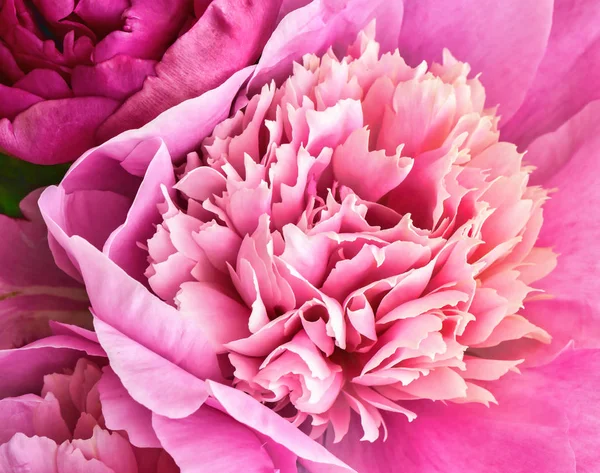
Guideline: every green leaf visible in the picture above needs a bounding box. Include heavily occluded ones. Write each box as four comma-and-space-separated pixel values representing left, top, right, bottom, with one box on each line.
0, 152, 71, 218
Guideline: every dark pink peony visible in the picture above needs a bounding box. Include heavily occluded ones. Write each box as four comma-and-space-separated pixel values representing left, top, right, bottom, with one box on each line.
0, 0, 285, 163
35, 0, 600, 472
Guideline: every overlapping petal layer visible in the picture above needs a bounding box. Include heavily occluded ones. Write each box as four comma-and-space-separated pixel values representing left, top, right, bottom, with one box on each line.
141, 28, 556, 441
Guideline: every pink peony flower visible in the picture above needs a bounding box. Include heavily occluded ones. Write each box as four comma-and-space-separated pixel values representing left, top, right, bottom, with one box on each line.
0, 0, 287, 164
142, 27, 559, 441
0, 326, 355, 472
36, 0, 600, 471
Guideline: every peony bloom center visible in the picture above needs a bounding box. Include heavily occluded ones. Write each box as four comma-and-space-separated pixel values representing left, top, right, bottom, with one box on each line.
145, 26, 557, 442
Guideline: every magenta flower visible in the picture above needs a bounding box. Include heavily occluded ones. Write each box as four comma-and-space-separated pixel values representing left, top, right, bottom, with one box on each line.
0, 0, 287, 164
30, 0, 600, 471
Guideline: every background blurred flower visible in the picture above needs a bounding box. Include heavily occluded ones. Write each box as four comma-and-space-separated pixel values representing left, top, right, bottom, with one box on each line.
0, 188, 90, 349
34, 0, 600, 472
0, 0, 286, 164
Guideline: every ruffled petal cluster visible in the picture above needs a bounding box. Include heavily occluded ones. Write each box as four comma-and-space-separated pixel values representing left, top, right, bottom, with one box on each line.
145, 27, 557, 441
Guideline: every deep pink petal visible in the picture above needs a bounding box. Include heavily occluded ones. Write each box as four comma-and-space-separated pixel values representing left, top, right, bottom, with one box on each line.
0, 97, 119, 164
96, 0, 281, 141
13, 69, 72, 100
71, 55, 157, 101
93, 0, 191, 62
0, 83, 43, 119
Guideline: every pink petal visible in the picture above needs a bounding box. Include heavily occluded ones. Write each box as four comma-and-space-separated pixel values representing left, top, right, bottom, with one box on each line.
0, 97, 119, 164
71, 55, 157, 101
176, 281, 251, 351
207, 381, 356, 473
65, 237, 219, 418
96, 65, 254, 162
248, 0, 404, 92
327, 352, 600, 472
397, 0, 553, 124
152, 407, 277, 473
502, 0, 600, 149
0, 396, 39, 443
13, 69, 72, 100
0, 434, 59, 473
96, 0, 281, 141
97, 367, 161, 448
103, 141, 176, 282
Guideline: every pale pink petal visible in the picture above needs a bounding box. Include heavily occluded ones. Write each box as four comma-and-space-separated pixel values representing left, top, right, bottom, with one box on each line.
97, 367, 160, 448
398, 0, 553, 123
71, 55, 157, 101
0, 434, 59, 473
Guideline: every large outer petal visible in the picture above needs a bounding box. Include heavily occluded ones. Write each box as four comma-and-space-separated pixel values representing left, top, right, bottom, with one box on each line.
152, 407, 278, 473
397, 0, 553, 124
207, 382, 356, 473
66, 236, 219, 418
511, 100, 600, 362
501, 0, 600, 149
0, 97, 119, 164
327, 349, 600, 473
96, 0, 282, 141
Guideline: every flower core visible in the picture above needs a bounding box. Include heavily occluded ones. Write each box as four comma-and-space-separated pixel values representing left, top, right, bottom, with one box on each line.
146, 26, 556, 442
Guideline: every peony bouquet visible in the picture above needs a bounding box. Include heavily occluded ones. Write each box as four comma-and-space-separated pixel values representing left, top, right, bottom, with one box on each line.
1, 1, 599, 472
